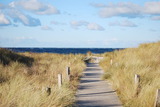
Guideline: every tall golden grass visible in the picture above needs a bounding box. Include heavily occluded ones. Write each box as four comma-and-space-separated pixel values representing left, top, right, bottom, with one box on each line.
100, 42, 160, 107
0, 48, 86, 107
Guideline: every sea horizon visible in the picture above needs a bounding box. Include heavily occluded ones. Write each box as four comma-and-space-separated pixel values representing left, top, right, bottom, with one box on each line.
5, 47, 124, 54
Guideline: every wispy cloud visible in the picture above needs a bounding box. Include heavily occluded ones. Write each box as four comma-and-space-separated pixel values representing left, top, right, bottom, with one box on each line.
0, 12, 11, 26
50, 21, 66, 25
109, 20, 137, 27
0, 3, 41, 27
0, 36, 40, 47
0, 0, 60, 27
90, 3, 106, 8
151, 16, 160, 21
8, 9, 41, 26
41, 25, 52, 30
87, 23, 105, 31
144, 2, 160, 15
9, 0, 60, 15
70, 20, 88, 29
92, 2, 160, 18
70, 20, 105, 31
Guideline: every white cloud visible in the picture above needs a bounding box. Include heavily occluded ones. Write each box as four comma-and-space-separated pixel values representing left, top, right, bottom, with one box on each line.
41, 25, 52, 30
92, 2, 160, 18
151, 16, 160, 21
109, 20, 137, 27
70, 20, 88, 29
8, 9, 41, 26
99, 2, 141, 18
51, 21, 66, 25
87, 23, 105, 31
0, 12, 11, 26
144, 2, 160, 15
0, 36, 40, 47
15, 36, 34, 41
10, 0, 59, 15
0, 2, 41, 27
70, 20, 105, 31
91, 3, 106, 8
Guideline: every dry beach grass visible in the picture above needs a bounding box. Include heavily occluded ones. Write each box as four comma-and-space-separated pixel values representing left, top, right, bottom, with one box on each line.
0, 48, 86, 107
100, 42, 160, 107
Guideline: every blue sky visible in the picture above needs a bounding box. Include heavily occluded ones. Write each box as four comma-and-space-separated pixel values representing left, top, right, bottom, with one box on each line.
0, 0, 160, 48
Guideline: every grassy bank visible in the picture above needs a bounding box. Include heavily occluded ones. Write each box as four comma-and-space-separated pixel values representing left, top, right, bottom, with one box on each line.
100, 42, 160, 107
0, 48, 86, 107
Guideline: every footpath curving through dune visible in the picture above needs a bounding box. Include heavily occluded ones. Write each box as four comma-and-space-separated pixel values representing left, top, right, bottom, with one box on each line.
75, 61, 122, 107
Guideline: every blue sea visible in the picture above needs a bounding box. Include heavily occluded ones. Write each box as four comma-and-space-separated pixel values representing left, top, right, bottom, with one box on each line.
7, 48, 123, 54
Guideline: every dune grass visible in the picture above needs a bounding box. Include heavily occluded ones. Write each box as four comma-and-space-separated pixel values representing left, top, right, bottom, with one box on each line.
100, 42, 160, 107
0, 48, 86, 107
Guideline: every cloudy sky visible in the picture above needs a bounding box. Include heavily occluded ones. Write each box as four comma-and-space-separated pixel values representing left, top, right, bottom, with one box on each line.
0, 0, 160, 48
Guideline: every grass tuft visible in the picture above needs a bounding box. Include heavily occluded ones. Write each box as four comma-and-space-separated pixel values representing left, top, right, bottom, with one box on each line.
100, 41, 160, 107
0, 49, 86, 107
0, 48, 34, 67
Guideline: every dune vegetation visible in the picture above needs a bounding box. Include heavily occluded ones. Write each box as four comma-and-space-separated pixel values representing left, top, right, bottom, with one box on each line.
0, 48, 86, 107
100, 42, 160, 107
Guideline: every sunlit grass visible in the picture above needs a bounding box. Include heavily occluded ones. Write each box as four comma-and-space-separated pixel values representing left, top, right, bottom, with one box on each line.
0, 49, 86, 107
100, 42, 160, 107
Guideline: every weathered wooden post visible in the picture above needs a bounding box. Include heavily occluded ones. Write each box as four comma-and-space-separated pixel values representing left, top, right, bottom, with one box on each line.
154, 89, 160, 107
110, 59, 113, 65
135, 74, 140, 86
66, 67, 70, 75
45, 87, 51, 96
58, 74, 62, 88
66, 67, 71, 81
134, 74, 140, 96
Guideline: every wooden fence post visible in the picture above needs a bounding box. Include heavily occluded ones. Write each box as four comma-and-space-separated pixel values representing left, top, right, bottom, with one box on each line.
58, 74, 62, 88
66, 67, 71, 81
134, 74, 140, 96
110, 59, 113, 65
135, 74, 140, 86
45, 87, 51, 96
154, 89, 160, 107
